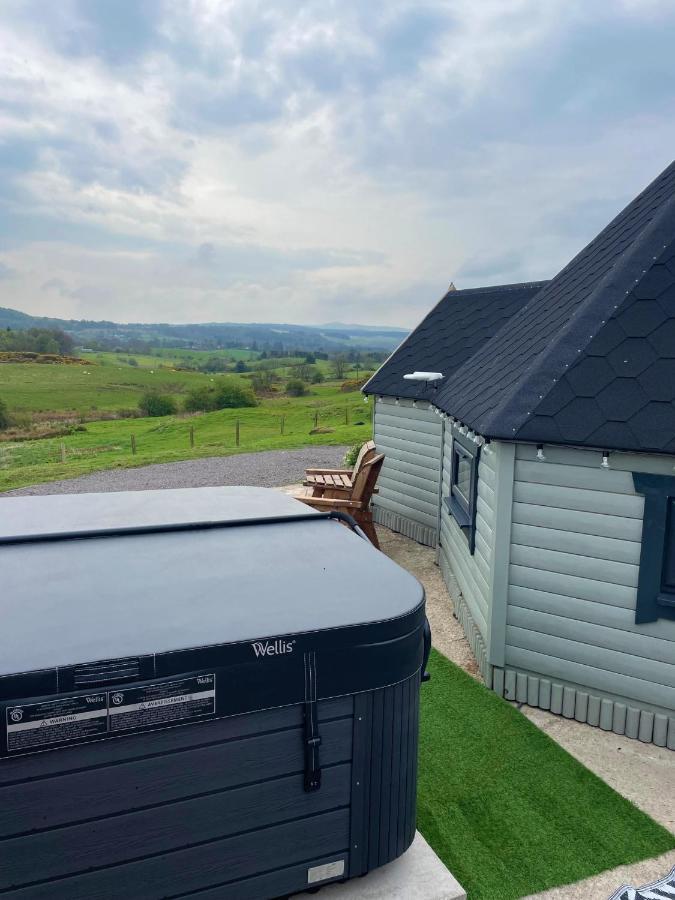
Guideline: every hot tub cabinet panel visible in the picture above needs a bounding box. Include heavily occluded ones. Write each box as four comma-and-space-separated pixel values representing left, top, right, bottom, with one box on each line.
0, 487, 427, 899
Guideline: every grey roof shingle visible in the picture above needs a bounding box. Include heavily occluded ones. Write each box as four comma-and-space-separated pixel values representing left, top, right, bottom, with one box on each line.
367, 160, 675, 455
363, 281, 547, 401
435, 159, 675, 453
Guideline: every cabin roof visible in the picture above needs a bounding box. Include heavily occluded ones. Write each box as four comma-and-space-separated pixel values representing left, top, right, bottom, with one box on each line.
363, 281, 547, 401
368, 160, 675, 454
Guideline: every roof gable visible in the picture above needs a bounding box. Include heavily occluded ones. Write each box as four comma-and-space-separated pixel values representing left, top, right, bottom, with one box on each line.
363, 281, 547, 400
435, 160, 675, 453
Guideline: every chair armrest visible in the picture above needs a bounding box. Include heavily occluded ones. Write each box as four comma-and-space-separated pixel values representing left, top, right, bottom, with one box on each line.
299, 496, 362, 509
304, 467, 352, 475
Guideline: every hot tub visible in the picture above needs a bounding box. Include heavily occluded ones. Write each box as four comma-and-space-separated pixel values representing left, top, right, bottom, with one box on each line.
0, 486, 429, 899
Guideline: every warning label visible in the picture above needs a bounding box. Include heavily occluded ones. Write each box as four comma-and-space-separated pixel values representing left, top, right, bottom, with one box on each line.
108, 674, 216, 733
6, 693, 108, 753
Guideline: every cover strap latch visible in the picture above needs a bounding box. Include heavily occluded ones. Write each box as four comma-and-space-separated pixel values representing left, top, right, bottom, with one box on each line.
303, 650, 321, 792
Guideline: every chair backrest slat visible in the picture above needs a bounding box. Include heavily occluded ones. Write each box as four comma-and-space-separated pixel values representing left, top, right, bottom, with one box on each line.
351, 440, 376, 479
351, 453, 384, 504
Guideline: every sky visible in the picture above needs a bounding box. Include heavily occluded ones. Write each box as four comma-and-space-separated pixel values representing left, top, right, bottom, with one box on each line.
1, 1, 675, 328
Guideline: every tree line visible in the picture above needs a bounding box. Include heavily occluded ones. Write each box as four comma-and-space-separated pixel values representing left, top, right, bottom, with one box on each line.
0, 327, 75, 356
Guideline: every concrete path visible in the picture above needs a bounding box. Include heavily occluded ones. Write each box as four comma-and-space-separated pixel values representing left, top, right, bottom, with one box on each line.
291, 834, 466, 900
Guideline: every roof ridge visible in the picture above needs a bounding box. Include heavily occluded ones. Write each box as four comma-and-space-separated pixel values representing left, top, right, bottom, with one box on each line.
448, 280, 549, 296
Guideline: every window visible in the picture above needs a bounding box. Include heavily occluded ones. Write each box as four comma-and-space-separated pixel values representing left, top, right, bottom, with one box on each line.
446, 432, 480, 554
632, 473, 675, 624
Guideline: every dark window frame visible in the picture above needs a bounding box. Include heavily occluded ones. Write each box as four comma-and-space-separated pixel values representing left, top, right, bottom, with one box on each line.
632, 472, 675, 624
445, 431, 481, 554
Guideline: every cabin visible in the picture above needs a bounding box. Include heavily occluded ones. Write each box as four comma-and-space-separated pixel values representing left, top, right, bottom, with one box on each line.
364, 160, 675, 748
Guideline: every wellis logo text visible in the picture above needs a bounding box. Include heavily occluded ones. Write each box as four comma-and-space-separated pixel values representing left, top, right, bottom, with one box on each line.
251, 639, 295, 658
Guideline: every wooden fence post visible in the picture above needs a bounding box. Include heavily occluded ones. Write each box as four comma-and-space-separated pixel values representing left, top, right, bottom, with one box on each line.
131, 434, 137, 455
190, 425, 195, 448
280, 416, 285, 435
313, 411, 319, 428
236, 419, 240, 447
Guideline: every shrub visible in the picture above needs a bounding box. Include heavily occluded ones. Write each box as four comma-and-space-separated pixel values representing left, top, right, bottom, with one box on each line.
343, 441, 366, 467
184, 386, 216, 412
311, 370, 325, 384
285, 378, 308, 397
0, 398, 11, 430
138, 392, 177, 417
184, 378, 257, 412
213, 378, 257, 408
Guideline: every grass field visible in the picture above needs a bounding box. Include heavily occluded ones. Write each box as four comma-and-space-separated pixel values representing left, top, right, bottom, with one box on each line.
0, 359, 207, 413
0, 356, 368, 415
0, 388, 372, 491
418, 651, 675, 900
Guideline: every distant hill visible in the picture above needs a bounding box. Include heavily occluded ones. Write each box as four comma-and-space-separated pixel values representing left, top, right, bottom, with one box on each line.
0, 306, 408, 352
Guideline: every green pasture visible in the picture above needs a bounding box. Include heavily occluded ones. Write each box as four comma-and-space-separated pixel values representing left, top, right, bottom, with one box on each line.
0, 390, 373, 491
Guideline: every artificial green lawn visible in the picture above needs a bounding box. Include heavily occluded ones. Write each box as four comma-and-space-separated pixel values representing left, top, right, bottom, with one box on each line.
418, 650, 675, 900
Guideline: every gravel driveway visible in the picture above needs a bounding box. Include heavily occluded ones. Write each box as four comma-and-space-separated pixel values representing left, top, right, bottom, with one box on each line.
1, 446, 349, 496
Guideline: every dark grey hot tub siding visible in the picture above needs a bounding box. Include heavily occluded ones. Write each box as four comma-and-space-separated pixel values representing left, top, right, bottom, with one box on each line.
0, 488, 426, 898
0, 678, 420, 899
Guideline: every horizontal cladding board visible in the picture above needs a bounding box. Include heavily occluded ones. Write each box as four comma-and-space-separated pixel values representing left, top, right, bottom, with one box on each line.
0, 718, 353, 838
1, 765, 352, 888
473, 534, 492, 585
516, 442, 675, 476
380, 455, 441, 482
507, 605, 675, 666
476, 495, 495, 528
506, 625, 675, 691
439, 541, 488, 641
374, 488, 438, 518
378, 469, 439, 499
512, 502, 643, 542
4, 809, 351, 900
475, 513, 494, 551
508, 585, 675, 643
476, 528, 492, 563
513, 482, 644, 519
515, 460, 636, 495
376, 444, 440, 474
481, 445, 497, 470
375, 425, 440, 451
375, 412, 441, 437
510, 544, 639, 588
504, 645, 675, 711
440, 517, 489, 613
372, 432, 442, 461
510, 564, 637, 610
374, 495, 438, 529
478, 462, 496, 490
0, 698, 353, 787
477, 478, 495, 509
511, 522, 641, 565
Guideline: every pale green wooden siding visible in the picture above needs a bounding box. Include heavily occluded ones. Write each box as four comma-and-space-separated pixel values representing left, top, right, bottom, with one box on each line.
499, 442, 675, 747
438, 427, 497, 651
372, 397, 442, 546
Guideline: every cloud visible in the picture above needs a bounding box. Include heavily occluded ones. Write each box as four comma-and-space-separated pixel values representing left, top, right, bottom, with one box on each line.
0, 1, 674, 327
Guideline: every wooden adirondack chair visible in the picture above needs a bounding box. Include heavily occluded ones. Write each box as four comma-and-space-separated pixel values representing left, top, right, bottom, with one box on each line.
304, 440, 376, 499
300, 451, 385, 549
